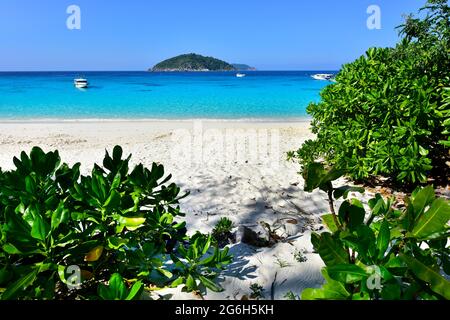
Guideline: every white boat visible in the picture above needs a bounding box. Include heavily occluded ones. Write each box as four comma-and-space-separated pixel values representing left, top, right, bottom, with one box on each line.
74, 78, 88, 88
236, 73, 246, 78
311, 73, 334, 81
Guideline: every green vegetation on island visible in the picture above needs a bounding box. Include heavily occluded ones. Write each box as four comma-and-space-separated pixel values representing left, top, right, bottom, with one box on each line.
289, 0, 450, 186
232, 64, 256, 71
150, 53, 253, 72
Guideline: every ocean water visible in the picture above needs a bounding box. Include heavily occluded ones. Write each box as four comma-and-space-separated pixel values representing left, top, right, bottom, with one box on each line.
0, 71, 333, 120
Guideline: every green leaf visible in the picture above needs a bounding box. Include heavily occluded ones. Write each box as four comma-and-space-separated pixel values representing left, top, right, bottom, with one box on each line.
170, 277, 184, 288
104, 189, 121, 210
303, 163, 343, 193
317, 233, 348, 266
338, 199, 365, 231
107, 236, 129, 249
327, 264, 368, 284
98, 273, 128, 300
185, 274, 196, 291
376, 220, 390, 259
301, 269, 351, 300
125, 281, 143, 300
400, 254, 450, 299
381, 283, 401, 300
410, 198, 450, 240
3, 243, 22, 254
411, 186, 435, 218
1, 267, 39, 300
303, 163, 327, 192
4, 206, 33, 242
157, 268, 173, 279
418, 145, 429, 156
25, 175, 37, 194
322, 214, 339, 233
333, 186, 365, 199
115, 215, 146, 231
198, 275, 223, 292
111, 172, 122, 190
201, 235, 212, 255
31, 212, 49, 241
51, 204, 69, 231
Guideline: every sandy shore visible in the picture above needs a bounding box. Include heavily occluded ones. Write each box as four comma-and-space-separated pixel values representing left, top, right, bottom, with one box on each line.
0, 119, 339, 299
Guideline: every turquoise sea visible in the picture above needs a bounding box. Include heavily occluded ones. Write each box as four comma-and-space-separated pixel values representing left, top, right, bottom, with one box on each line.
0, 71, 333, 120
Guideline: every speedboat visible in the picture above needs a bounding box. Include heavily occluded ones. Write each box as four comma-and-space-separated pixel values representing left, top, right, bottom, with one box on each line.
236, 73, 246, 78
74, 78, 88, 88
311, 73, 334, 81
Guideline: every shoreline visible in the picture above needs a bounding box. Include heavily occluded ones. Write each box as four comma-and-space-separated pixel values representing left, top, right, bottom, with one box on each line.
0, 117, 312, 124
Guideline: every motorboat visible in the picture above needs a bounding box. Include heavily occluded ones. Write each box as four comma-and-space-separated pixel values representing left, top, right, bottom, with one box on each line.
74, 77, 88, 88
236, 73, 246, 78
311, 73, 334, 81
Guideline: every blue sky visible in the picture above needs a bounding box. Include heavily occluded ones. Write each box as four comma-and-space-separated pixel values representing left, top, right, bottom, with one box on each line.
0, 0, 426, 71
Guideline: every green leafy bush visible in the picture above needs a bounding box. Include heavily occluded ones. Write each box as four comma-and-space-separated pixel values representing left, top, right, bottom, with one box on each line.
300, 163, 450, 300
289, 0, 450, 184
441, 87, 450, 147
212, 217, 235, 247
0, 146, 232, 300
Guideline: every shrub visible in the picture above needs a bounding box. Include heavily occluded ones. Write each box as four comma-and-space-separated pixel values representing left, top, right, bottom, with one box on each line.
441, 87, 450, 148
289, 0, 450, 184
212, 217, 234, 236
212, 217, 234, 247
0, 146, 232, 300
249, 283, 265, 300
299, 163, 450, 300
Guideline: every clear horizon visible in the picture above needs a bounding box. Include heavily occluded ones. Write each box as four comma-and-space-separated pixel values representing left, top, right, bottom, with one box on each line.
0, 0, 426, 71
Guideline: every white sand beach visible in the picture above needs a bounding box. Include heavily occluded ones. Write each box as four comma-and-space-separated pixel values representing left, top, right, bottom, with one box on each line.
0, 120, 363, 300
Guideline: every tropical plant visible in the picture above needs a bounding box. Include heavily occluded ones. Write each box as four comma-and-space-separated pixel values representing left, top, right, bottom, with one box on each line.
212, 217, 234, 247
0, 146, 232, 300
289, 0, 450, 184
249, 283, 265, 300
98, 273, 143, 300
441, 87, 450, 148
170, 232, 232, 293
294, 249, 308, 263
283, 291, 299, 300
299, 163, 450, 300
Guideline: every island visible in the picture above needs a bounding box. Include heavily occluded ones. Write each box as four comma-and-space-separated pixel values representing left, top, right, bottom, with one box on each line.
149, 53, 255, 72
232, 64, 257, 71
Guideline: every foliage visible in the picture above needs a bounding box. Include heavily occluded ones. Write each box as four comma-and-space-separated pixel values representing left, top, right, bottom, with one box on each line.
213, 217, 234, 236
212, 217, 234, 247
300, 164, 450, 300
283, 291, 300, 300
441, 87, 450, 147
294, 249, 308, 263
152, 53, 236, 71
289, 0, 450, 184
249, 283, 265, 300
274, 256, 292, 268
98, 273, 143, 300
170, 232, 232, 293
0, 146, 232, 300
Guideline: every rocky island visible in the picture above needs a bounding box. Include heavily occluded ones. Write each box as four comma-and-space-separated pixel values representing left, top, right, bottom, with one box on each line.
150, 53, 255, 72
